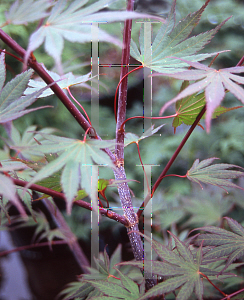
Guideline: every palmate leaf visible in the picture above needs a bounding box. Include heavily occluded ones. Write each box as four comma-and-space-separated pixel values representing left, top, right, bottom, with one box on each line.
25, 68, 92, 98
119, 233, 222, 300
86, 265, 140, 300
0, 52, 51, 123
170, 81, 242, 132
59, 245, 123, 299
0, 157, 42, 219
25, 0, 163, 66
158, 58, 244, 132
130, 0, 229, 73
194, 217, 244, 273
8, 137, 121, 205
186, 157, 244, 191
12, 139, 113, 201
182, 188, 233, 227
124, 124, 164, 146
13, 134, 116, 214
4, 0, 51, 25
37, 172, 110, 201
3, 123, 56, 160
86, 276, 140, 300
0, 174, 27, 218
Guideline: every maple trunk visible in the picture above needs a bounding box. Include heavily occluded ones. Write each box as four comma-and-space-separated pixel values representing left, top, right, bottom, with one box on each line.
114, 0, 157, 289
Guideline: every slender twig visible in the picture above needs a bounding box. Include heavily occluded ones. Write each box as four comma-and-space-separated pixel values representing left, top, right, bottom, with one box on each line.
137, 105, 206, 218
0, 49, 23, 62
0, 240, 68, 257
0, 29, 116, 164
114, 65, 143, 121
12, 178, 129, 226
66, 87, 92, 125
152, 105, 205, 194
43, 200, 90, 272
237, 55, 244, 66
220, 287, 244, 300
199, 272, 227, 297
0, 30, 91, 132
120, 114, 177, 131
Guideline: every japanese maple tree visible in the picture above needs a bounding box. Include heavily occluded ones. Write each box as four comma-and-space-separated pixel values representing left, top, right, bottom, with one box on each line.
0, 0, 244, 299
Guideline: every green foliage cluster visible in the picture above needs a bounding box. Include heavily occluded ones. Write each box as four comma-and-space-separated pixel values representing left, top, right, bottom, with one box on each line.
0, 0, 244, 299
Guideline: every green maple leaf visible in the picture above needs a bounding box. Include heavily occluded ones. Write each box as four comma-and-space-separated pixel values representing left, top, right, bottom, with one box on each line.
119, 233, 223, 300
1, 154, 39, 220
85, 265, 140, 300
1, 128, 55, 218
0, 174, 26, 218
186, 157, 244, 191
59, 245, 124, 299
36, 175, 110, 202
194, 217, 244, 274
182, 188, 233, 227
158, 58, 244, 132
0, 52, 51, 123
130, 0, 229, 73
1, 128, 59, 219
3, 123, 56, 160
87, 272, 140, 300
12, 133, 116, 214
25, 0, 161, 66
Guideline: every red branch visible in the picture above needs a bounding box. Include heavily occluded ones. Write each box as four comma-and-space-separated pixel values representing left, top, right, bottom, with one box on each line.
114, 65, 143, 121
199, 272, 227, 297
12, 178, 129, 226
0, 29, 116, 164
137, 106, 206, 218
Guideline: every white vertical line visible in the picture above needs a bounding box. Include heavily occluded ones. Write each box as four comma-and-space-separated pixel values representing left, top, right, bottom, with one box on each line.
91, 165, 99, 268
143, 22, 152, 135
144, 165, 153, 279
91, 23, 99, 135
136, 163, 160, 279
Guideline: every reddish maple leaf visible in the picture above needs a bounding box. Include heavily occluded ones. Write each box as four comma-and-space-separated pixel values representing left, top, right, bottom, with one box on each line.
158, 58, 244, 132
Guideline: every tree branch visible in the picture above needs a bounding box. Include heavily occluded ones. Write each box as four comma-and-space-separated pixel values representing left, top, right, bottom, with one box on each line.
0, 29, 115, 164
0, 30, 91, 131
12, 178, 129, 226
43, 199, 90, 272
113, 0, 156, 289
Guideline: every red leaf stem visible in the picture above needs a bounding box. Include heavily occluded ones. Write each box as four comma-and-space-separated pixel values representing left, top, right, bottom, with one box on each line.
0, 49, 23, 63
120, 114, 177, 131
220, 287, 244, 300
151, 106, 206, 196
199, 272, 227, 297
137, 105, 206, 218
67, 87, 92, 126
114, 65, 143, 121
